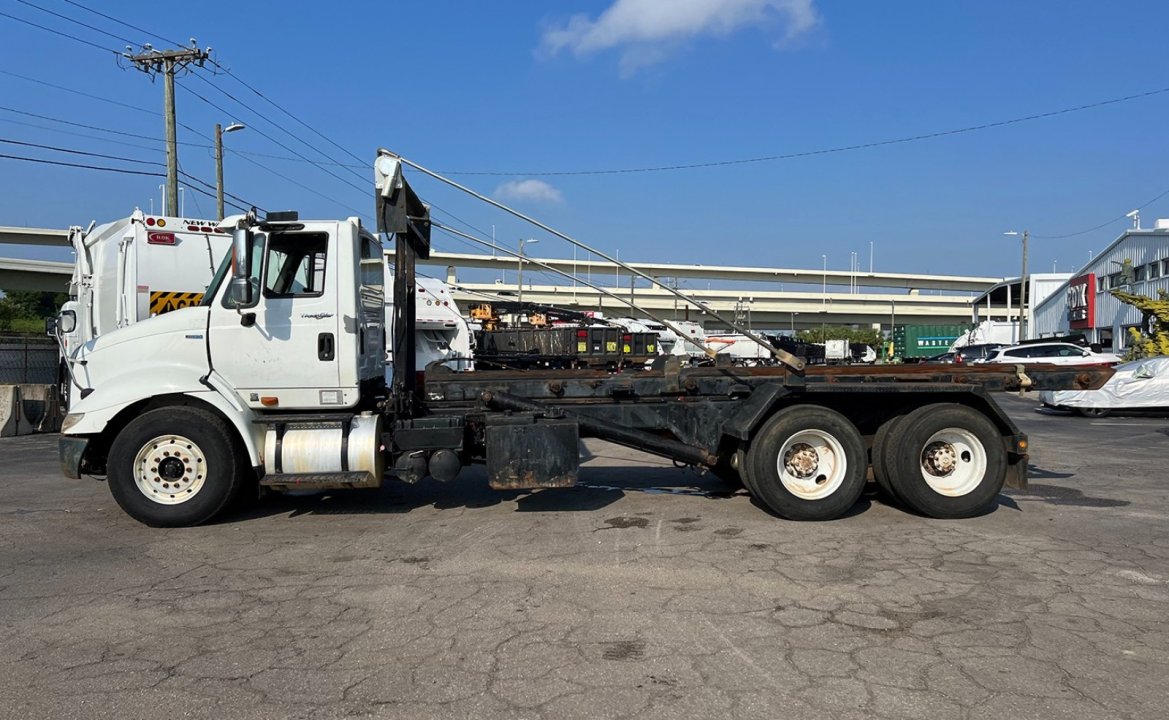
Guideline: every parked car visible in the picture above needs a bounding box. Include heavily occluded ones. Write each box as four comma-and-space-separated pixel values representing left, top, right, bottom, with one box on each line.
984, 342, 1122, 366
953, 343, 1005, 364
923, 351, 958, 364
1039, 357, 1169, 417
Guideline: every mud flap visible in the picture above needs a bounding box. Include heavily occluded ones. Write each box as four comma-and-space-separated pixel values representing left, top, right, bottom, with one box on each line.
1004, 450, 1028, 490
59, 435, 89, 480
486, 414, 579, 489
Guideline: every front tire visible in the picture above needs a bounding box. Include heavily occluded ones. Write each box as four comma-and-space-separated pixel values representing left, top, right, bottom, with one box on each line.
1077, 407, 1111, 418
885, 404, 1006, 519
747, 406, 867, 521
107, 406, 245, 527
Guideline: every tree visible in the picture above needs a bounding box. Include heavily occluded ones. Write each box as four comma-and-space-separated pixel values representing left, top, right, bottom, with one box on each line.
1111, 289, 1169, 358
0, 289, 66, 333
0, 290, 65, 318
796, 326, 882, 346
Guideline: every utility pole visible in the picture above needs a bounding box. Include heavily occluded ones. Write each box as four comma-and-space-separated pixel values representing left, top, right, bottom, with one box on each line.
125, 43, 211, 218
215, 122, 246, 219
518, 238, 538, 308
1004, 230, 1029, 341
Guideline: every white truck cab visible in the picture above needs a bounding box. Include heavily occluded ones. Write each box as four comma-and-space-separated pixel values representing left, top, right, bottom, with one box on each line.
60, 211, 387, 526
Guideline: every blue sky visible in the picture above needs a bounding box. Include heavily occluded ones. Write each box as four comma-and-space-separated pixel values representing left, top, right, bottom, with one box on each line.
4, 0, 1169, 284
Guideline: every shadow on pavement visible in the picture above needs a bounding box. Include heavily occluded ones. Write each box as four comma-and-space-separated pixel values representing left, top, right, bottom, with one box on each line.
218, 465, 746, 523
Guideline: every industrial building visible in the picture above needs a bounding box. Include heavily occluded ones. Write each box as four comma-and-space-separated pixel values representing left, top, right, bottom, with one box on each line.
969, 273, 1072, 345
1032, 222, 1169, 350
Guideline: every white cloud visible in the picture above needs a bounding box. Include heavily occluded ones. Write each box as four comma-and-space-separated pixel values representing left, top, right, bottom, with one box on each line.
540, 0, 819, 72
493, 179, 564, 205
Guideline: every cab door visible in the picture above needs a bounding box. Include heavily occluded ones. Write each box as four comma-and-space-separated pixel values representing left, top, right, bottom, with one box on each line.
209, 230, 347, 410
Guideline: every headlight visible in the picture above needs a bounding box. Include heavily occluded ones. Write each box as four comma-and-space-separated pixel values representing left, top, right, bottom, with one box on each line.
61, 413, 85, 432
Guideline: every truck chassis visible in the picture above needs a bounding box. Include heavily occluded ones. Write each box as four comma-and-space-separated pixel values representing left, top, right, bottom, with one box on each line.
57, 151, 1114, 527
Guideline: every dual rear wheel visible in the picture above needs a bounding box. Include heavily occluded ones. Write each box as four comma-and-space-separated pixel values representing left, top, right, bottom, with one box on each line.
745, 403, 1007, 521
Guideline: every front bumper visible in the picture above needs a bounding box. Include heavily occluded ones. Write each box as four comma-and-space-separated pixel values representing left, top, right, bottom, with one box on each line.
59, 435, 89, 479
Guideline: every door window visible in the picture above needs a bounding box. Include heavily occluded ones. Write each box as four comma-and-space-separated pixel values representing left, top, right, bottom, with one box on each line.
264, 233, 328, 297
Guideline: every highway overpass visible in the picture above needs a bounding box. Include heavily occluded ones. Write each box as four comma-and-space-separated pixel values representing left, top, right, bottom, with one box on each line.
421, 252, 1001, 293
2, 225, 1008, 327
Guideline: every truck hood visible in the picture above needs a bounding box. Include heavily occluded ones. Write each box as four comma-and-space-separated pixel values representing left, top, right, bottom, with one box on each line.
81, 305, 209, 356
70, 306, 214, 418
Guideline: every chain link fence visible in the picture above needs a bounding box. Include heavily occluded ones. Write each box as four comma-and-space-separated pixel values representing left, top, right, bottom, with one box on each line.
0, 334, 60, 385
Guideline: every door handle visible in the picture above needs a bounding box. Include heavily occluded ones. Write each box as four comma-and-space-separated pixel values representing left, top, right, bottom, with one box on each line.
318, 332, 335, 361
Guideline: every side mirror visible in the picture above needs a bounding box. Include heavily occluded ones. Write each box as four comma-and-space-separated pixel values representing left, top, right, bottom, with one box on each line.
57, 310, 76, 335
44, 316, 58, 336
228, 226, 253, 307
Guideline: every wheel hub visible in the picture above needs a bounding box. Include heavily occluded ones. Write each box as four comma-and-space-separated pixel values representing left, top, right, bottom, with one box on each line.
132, 435, 207, 505
916, 427, 987, 498
923, 441, 957, 476
158, 456, 185, 480
783, 443, 820, 479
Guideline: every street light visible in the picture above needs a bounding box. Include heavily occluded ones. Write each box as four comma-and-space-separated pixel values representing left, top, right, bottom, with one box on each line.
790, 311, 799, 334
1004, 230, 1029, 341
518, 238, 539, 307
821, 254, 827, 306
215, 122, 246, 220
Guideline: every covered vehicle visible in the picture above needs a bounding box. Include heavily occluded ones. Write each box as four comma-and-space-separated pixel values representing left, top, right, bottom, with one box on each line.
1039, 356, 1169, 417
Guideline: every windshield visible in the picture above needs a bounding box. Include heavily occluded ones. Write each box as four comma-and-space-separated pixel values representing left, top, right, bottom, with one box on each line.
201, 231, 265, 306
201, 250, 232, 307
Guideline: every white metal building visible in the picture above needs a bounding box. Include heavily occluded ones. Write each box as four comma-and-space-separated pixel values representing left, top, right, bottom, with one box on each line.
969, 273, 1071, 345
1032, 222, 1169, 350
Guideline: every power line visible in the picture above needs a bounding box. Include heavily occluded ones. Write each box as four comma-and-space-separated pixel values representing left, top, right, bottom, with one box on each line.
177, 169, 255, 213
0, 72, 363, 215
9, 2, 380, 222
0, 105, 173, 145
0, 101, 365, 166
1, 151, 166, 177
1033, 185, 1169, 239
0, 8, 117, 54
220, 142, 370, 219
61, 0, 184, 47
54, 1, 372, 173
0, 137, 259, 212
440, 85, 1169, 177
49, 2, 375, 179
0, 49, 359, 218
0, 137, 159, 166
0, 115, 163, 153
177, 160, 208, 217
13, 0, 136, 46
207, 59, 366, 168
189, 71, 368, 182
0, 69, 154, 113
176, 78, 370, 198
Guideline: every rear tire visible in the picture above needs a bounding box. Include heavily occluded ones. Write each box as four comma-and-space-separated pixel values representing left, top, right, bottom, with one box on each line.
710, 456, 745, 490
885, 403, 1006, 519
871, 414, 904, 504
736, 447, 760, 497
107, 406, 245, 527
747, 406, 867, 521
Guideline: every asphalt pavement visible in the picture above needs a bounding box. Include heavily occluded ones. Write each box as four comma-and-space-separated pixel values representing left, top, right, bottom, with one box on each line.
1, 394, 1167, 719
